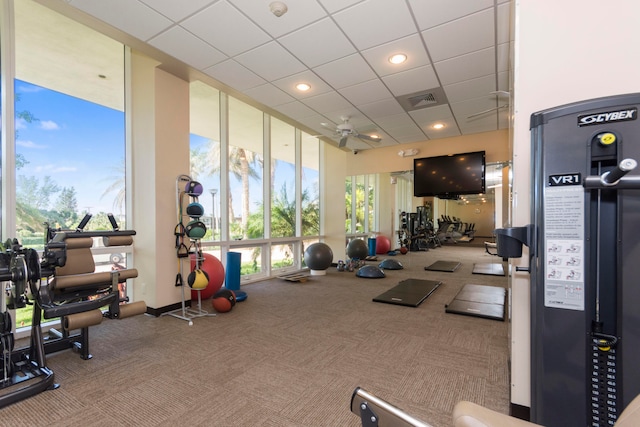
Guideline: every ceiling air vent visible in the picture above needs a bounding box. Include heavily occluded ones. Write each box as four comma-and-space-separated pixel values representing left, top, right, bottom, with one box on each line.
396, 87, 448, 112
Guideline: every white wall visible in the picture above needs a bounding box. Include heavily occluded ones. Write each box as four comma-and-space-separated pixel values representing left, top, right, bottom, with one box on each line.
320, 142, 347, 261
131, 52, 190, 309
510, 0, 640, 408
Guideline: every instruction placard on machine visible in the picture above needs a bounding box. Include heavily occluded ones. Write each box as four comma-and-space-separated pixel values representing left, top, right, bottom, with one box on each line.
543, 185, 585, 310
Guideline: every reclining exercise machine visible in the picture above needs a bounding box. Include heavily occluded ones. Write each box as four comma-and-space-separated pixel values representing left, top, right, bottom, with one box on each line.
495, 94, 640, 426
0, 214, 146, 408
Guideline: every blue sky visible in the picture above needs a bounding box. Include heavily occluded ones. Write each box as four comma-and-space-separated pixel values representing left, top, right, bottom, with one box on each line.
15, 79, 318, 219
15, 80, 125, 214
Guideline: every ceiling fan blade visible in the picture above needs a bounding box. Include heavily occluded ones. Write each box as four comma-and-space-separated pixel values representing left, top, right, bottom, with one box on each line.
466, 104, 508, 119
355, 133, 381, 142
320, 122, 336, 131
339, 135, 349, 147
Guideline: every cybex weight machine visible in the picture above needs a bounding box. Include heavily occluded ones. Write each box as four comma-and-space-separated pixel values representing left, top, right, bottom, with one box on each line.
496, 93, 640, 426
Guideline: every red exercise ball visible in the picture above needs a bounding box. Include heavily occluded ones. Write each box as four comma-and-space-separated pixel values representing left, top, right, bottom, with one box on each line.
376, 235, 391, 254
190, 253, 225, 300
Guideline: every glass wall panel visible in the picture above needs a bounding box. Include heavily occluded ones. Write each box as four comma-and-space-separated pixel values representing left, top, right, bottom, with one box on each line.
271, 243, 295, 271
301, 132, 319, 237
354, 175, 365, 233
301, 238, 320, 268
228, 97, 263, 240
13, 0, 125, 326
345, 177, 352, 233
270, 117, 295, 238
367, 174, 375, 232
189, 81, 220, 240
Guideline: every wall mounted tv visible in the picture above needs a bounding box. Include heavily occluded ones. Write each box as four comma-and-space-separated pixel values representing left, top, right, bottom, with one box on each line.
413, 151, 486, 198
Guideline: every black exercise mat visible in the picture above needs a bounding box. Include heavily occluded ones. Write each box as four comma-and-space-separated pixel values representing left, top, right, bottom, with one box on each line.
373, 278, 442, 307
424, 260, 461, 272
472, 263, 505, 276
445, 284, 506, 321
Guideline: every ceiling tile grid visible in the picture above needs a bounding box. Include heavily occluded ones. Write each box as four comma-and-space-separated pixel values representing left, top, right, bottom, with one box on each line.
65, 0, 512, 150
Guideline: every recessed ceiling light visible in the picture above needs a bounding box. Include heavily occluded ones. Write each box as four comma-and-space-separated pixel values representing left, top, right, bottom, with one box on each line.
389, 53, 407, 64
296, 83, 310, 91
432, 123, 445, 129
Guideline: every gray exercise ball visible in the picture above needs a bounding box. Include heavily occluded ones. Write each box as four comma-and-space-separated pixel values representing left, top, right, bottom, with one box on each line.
304, 242, 333, 275
346, 238, 368, 260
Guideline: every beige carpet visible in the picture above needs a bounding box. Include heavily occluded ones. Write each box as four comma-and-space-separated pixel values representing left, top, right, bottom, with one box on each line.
2, 244, 510, 426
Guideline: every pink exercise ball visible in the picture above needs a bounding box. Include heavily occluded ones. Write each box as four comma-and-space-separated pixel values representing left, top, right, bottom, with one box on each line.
190, 253, 225, 300
376, 235, 391, 254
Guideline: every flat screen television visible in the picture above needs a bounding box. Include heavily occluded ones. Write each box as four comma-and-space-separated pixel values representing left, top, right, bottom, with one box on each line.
413, 151, 486, 198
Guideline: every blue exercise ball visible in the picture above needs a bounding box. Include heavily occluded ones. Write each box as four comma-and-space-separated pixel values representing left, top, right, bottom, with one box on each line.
304, 242, 333, 273
346, 239, 368, 260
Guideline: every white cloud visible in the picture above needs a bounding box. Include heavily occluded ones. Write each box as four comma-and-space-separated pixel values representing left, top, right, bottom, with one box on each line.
16, 139, 46, 149
39, 120, 60, 130
34, 164, 77, 173
16, 84, 44, 94
15, 117, 28, 130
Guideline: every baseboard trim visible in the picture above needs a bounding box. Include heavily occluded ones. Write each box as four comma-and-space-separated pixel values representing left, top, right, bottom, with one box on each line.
146, 301, 191, 317
510, 403, 530, 421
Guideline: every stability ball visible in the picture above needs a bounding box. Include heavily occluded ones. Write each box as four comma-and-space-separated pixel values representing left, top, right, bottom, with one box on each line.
346, 239, 368, 260
304, 242, 333, 275
190, 253, 225, 300
375, 235, 391, 254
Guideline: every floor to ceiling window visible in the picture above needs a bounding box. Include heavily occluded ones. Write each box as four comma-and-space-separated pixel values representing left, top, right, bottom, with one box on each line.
345, 174, 377, 240
9, 0, 126, 328
189, 81, 221, 243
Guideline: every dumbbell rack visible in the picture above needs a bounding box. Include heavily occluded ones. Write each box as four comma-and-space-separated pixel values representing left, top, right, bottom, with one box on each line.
162, 174, 215, 325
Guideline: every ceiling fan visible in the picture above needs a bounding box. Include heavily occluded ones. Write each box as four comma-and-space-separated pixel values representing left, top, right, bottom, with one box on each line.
466, 91, 510, 119
320, 116, 382, 148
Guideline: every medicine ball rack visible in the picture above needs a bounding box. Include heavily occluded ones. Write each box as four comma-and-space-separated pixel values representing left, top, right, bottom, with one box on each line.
162, 174, 215, 325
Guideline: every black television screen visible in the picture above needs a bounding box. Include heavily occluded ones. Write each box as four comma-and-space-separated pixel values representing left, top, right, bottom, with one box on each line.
413, 151, 486, 197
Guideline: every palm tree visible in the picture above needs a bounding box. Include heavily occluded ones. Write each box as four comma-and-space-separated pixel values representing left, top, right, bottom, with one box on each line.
101, 158, 125, 216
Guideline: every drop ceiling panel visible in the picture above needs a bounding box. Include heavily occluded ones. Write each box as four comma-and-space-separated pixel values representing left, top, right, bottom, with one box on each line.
274, 101, 319, 120
244, 83, 295, 107
68, 0, 173, 41
358, 98, 406, 119
386, 123, 426, 139
408, 0, 494, 30
181, 1, 271, 56
272, 70, 333, 99
316, 0, 363, 14
340, 79, 393, 106
139, 0, 214, 22
312, 54, 378, 89
203, 59, 266, 91
382, 65, 439, 97
235, 41, 307, 81
434, 47, 495, 86
55, 0, 513, 152
149, 26, 227, 70
361, 34, 431, 77
421, 9, 495, 62
229, 0, 327, 39
333, 0, 416, 50
443, 74, 496, 104
374, 113, 419, 130
303, 91, 352, 113
409, 105, 461, 139
278, 18, 356, 68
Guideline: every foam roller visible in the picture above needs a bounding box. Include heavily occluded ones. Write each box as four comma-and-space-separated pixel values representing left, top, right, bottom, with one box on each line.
118, 301, 147, 319
64, 309, 104, 331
